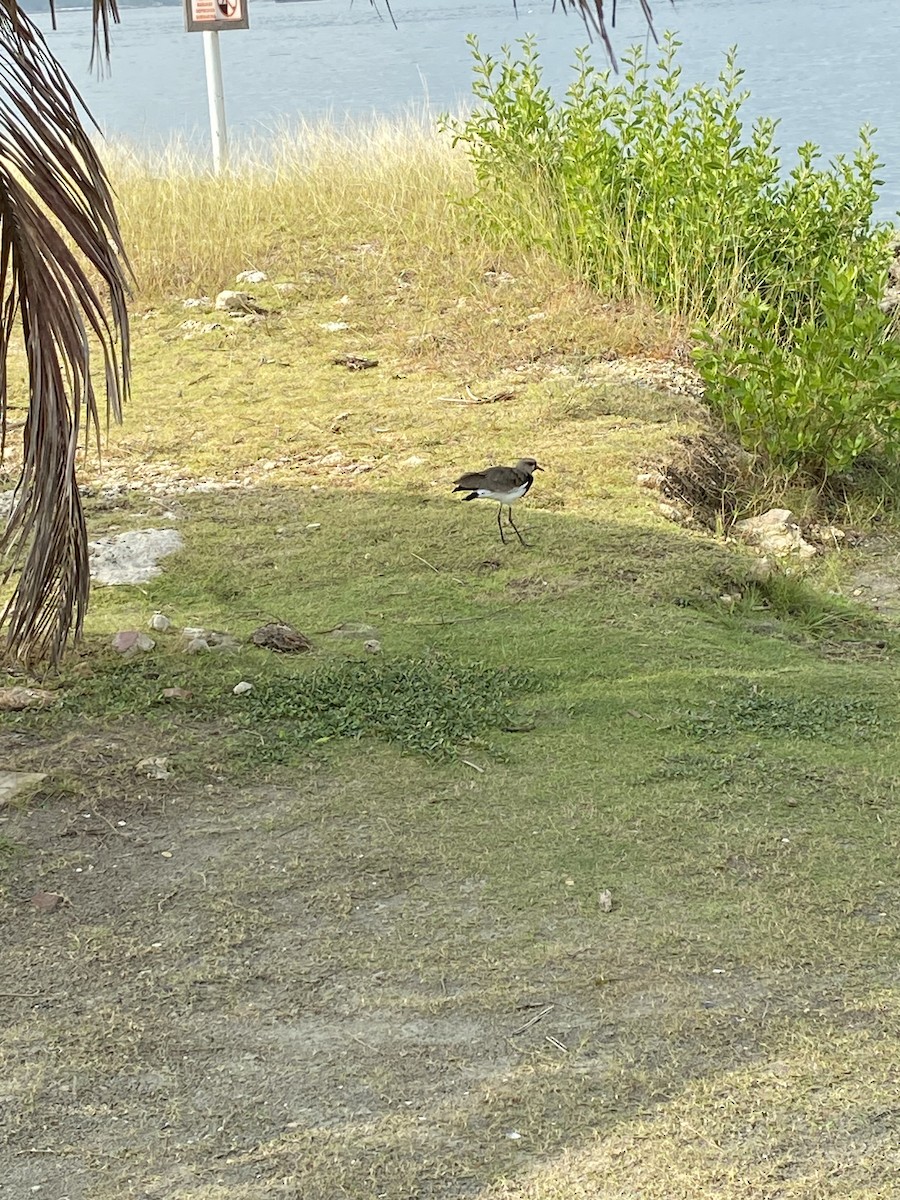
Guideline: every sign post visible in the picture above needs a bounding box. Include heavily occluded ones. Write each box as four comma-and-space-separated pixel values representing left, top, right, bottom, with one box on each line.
184, 0, 250, 174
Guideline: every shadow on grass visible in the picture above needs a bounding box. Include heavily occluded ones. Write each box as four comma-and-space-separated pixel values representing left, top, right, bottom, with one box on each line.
2, 485, 900, 1198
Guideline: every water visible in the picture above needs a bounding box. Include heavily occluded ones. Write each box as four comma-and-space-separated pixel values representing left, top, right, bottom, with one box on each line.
29, 0, 900, 217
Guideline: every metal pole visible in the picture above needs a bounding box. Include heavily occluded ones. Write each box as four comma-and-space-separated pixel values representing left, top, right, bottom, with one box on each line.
202, 29, 228, 173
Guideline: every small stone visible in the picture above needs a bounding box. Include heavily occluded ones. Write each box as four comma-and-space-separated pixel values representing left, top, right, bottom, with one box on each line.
31, 891, 63, 913
181, 296, 211, 309
149, 613, 171, 632
235, 269, 267, 284
233, 681, 253, 696
135, 756, 170, 780
402, 455, 425, 467
364, 639, 381, 654
112, 630, 155, 656
215, 290, 266, 315
305, 522, 322, 530
161, 687, 192, 701
185, 637, 210, 654
658, 502, 683, 522
598, 889, 614, 913
319, 321, 349, 332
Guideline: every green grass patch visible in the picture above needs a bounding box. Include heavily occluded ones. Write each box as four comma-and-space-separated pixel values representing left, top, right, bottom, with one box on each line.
680, 680, 886, 740
240, 656, 538, 759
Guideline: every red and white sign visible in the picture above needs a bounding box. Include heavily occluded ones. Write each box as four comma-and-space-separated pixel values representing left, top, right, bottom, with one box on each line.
184, 0, 249, 33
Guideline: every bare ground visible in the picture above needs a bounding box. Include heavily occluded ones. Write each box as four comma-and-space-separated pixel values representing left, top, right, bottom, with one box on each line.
4, 718, 900, 1200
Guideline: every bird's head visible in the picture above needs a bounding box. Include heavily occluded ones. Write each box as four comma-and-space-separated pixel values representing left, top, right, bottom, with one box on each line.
517, 458, 543, 474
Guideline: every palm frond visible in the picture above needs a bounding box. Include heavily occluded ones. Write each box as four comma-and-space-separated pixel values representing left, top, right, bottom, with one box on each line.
535, 1, 663, 68
0, 0, 129, 664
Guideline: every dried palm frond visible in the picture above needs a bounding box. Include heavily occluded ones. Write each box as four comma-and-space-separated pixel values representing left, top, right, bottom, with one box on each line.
537, 1, 663, 68
0, 0, 129, 664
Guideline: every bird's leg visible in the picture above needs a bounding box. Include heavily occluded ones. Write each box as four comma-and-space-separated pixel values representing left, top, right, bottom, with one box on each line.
496, 505, 507, 545
507, 506, 529, 548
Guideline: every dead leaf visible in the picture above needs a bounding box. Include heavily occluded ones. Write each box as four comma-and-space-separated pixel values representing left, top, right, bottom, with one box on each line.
0, 686, 55, 711
31, 891, 62, 912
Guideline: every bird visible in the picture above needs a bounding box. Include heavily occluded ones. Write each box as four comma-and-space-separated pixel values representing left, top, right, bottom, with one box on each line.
452, 457, 543, 547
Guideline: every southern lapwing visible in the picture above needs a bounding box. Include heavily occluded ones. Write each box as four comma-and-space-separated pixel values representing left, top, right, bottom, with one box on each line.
452, 457, 543, 546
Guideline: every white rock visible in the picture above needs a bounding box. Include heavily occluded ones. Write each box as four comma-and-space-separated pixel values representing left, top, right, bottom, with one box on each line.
305, 522, 322, 530
364, 639, 381, 654
235, 270, 267, 285
232, 681, 253, 696
319, 321, 349, 332
215, 290, 265, 315
733, 509, 817, 559
149, 613, 172, 632
185, 637, 210, 654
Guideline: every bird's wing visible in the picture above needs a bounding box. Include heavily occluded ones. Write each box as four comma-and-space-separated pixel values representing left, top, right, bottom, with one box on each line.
453, 470, 490, 489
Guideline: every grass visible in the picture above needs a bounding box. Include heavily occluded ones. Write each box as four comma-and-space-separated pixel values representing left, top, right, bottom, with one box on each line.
2, 123, 900, 1199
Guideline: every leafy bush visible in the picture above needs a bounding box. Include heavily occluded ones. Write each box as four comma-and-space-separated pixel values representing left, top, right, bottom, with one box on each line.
695, 264, 900, 480
447, 34, 897, 482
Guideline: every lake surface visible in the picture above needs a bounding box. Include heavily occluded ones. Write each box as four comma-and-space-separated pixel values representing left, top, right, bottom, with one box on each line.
31, 0, 899, 217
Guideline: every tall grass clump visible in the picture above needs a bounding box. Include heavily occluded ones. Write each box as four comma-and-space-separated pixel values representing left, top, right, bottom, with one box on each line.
447, 33, 900, 484
105, 115, 475, 297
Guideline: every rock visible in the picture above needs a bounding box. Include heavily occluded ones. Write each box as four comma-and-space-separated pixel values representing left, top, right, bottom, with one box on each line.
319, 321, 349, 332
235, 269, 267, 285
733, 509, 817, 559
402, 455, 425, 468
233, 681, 253, 696
658, 501, 685, 522
31, 890, 63, 912
250, 623, 313, 653
0, 770, 47, 805
89, 528, 183, 585
135, 756, 170, 780
214, 290, 266, 315
182, 296, 211, 309
598, 889, 614, 913
112, 630, 155, 656
149, 612, 172, 632
181, 628, 238, 651
746, 556, 775, 582
637, 471, 662, 488
364, 639, 381, 654
0, 687, 54, 711
305, 522, 322, 531
161, 687, 192, 700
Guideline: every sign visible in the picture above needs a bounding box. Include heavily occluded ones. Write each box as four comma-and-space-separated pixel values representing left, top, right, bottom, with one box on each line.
184, 0, 249, 33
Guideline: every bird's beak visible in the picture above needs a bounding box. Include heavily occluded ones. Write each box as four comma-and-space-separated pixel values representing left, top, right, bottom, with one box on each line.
534, 464, 544, 471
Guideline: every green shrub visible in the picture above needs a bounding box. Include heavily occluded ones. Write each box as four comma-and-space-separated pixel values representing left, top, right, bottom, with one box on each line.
447, 34, 888, 331
447, 34, 897, 484
695, 263, 900, 480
